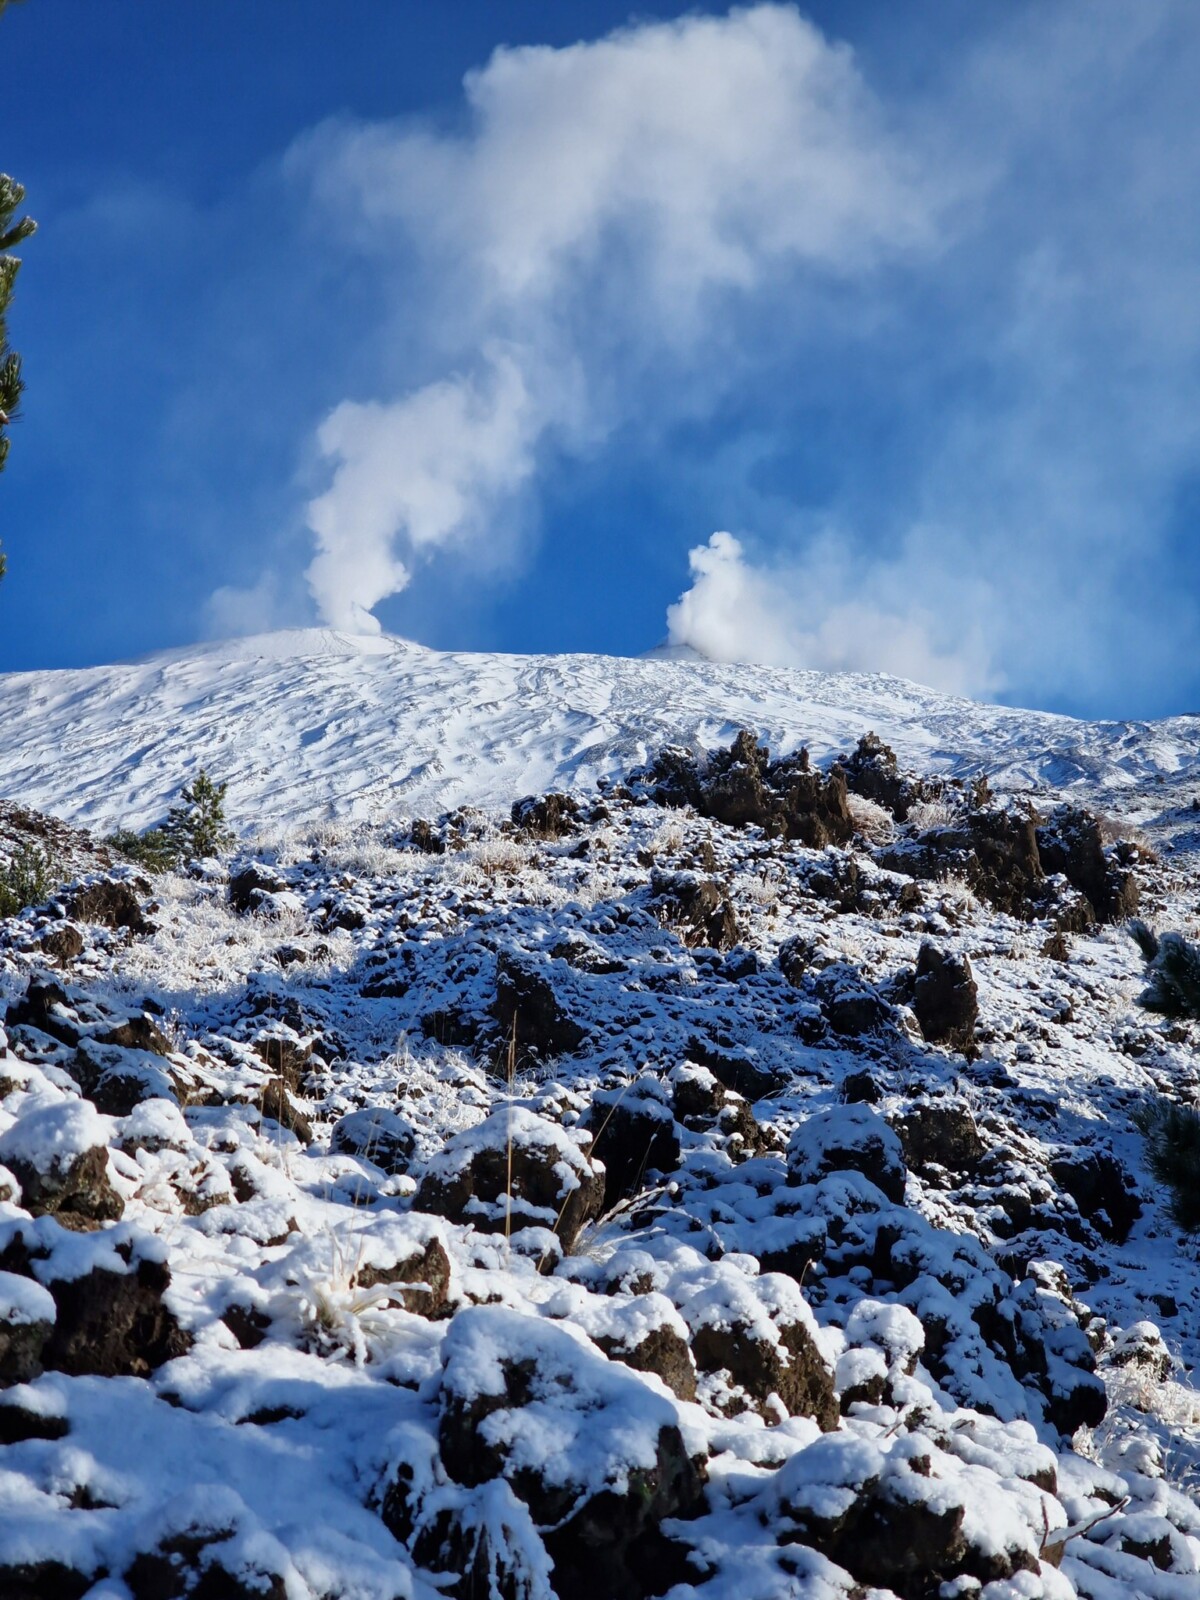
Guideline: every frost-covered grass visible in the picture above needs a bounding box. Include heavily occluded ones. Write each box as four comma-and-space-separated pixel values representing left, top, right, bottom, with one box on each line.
846, 793, 895, 845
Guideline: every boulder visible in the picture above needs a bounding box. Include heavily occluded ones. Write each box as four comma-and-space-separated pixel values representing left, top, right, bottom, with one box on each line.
0, 1271, 56, 1385
787, 1106, 908, 1205
329, 1106, 416, 1175
45, 1256, 189, 1377
437, 1306, 705, 1600
813, 964, 893, 1037
585, 1082, 680, 1206
415, 1108, 604, 1251
771, 1430, 1044, 1592
841, 732, 939, 821
72, 1040, 181, 1117
638, 730, 855, 847
649, 870, 740, 952
674, 1261, 838, 1428
912, 942, 979, 1054
1037, 805, 1140, 924
511, 791, 580, 838
1049, 1148, 1141, 1244
493, 951, 587, 1060
39, 925, 84, 967
893, 1099, 986, 1177
67, 879, 149, 933
0, 1099, 124, 1228
227, 863, 287, 914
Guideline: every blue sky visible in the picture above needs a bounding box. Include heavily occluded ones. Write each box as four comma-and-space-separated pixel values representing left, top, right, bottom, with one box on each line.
4, 1, 1200, 719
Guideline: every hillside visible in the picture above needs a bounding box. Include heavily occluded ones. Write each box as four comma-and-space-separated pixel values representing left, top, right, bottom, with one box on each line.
2, 629, 1200, 834
0, 642, 1197, 1598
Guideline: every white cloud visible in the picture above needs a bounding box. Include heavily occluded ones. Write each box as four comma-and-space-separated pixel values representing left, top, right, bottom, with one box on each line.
292, 4, 938, 632
667, 531, 996, 697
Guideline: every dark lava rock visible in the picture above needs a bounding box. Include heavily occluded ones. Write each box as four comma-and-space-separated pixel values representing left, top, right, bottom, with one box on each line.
912, 941, 979, 1055
415, 1108, 604, 1251
126, 1501, 289, 1600
840, 1069, 882, 1105
72, 1040, 181, 1117
0, 1560, 93, 1600
493, 950, 587, 1060
436, 1306, 705, 1600
1037, 805, 1140, 925
685, 1036, 781, 1101
585, 1084, 681, 1206
96, 1012, 172, 1056
258, 1078, 313, 1145
0, 1270, 55, 1384
1049, 1148, 1141, 1244
649, 870, 740, 952
0, 1106, 124, 1229
691, 1311, 839, 1430
639, 730, 855, 847
409, 818, 446, 854
597, 1321, 697, 1402
355, 1233, 453, 1318
841, 732, 939, 822
227, 863, 287, 914
68, 879, 149, 933
787, 1105, 908, 1205
0, 1389, 68, 1442
40, 1253, 190, 1378
329, 1106, 416, 1175
5, 977, 87, 1046
893, 1099, 986, 1177
39, 925, 84, 967
511, 791, 581, 838
774, 1432, 1038, 1596
778, 934, 818, 987
963, 808, 1045, 918
813, 963, 893, 1037
419, 1006, 481, 1049
252, 1030, 313, 1089
801, 852, 862, 912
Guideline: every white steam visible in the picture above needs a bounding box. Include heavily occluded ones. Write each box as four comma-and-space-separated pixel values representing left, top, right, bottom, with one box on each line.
296, 4, 934, 630
667, 532, 996, 697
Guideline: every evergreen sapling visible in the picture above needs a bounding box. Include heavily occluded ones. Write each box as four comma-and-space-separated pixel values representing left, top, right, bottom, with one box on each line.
163, 770, 235, 862
1128, 919, 1200, 1018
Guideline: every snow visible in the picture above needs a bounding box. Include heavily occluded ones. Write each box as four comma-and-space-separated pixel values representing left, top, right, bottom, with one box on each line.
2, 628, 1199, 834
0, 1094, 112, 1174
0, 1271, 54, 1327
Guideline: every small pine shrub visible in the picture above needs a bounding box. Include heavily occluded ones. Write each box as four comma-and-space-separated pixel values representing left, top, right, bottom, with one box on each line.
105, 826, 179, 872
163, 770, 235, 861
1128, 920, 1200, 1018
0, 843, 58, 918
1133, 1096, 1200, 1230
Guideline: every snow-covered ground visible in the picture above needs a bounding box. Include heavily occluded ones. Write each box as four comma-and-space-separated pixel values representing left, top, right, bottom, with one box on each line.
0, 641, 1198, 1598
2, 629, 1200, 834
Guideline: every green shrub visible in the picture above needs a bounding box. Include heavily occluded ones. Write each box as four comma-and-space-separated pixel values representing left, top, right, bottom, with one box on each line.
1134, 1096, 1200, 1231
105, 826, 179, 872
0, 842, 58, 917
1128, 920, 1200, 1018
163, 770, 235, 862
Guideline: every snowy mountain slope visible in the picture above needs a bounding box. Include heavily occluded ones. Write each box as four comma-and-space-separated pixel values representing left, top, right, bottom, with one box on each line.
0, 685, 1199, 1595
1, 628, 1199, 834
